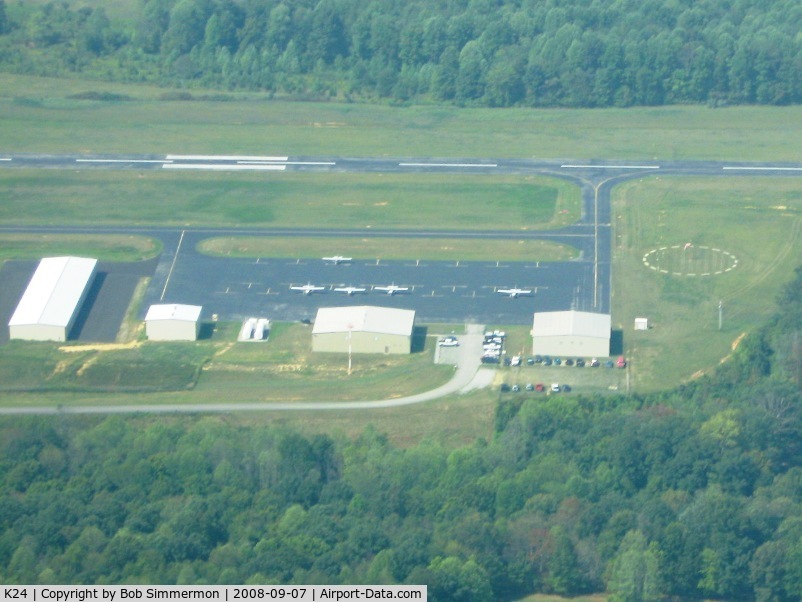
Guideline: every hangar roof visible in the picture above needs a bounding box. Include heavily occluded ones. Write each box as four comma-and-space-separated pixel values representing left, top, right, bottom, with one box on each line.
145, 304, 202, 323
533, 310, 611, 338
313, 306, 415, 336
8, 256, 98, 328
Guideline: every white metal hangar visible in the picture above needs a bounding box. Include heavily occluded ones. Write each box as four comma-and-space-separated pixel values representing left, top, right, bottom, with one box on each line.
8, 256, 98, 342
532, 310, 612, 357
145, 304, 202, 341
312, 306, 416, 354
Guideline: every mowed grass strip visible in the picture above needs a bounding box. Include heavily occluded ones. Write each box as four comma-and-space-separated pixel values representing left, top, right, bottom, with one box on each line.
0, 170, 578, 230
613, 176, 802, 391
0, 233, 161, 261
198, 236, 578, 262
5, 73, 802, 161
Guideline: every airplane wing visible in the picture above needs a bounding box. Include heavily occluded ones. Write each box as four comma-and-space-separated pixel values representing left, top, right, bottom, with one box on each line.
334, 286, 366, 295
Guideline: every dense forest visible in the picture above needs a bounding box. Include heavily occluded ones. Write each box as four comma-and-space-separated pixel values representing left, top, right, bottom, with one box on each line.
3, 266, 802, 599
2, 0, 802, 107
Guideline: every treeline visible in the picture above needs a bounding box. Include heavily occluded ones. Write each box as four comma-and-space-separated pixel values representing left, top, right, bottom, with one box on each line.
4, 271, 802, 598
2, 0, 802, 107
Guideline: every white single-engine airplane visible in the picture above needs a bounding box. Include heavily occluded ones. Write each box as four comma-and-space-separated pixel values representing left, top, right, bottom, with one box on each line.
496, 287, 533, 298
322, 255, 352, 265
374, 284, 410, 295
290, 283, 326, 295
334, 286, 367, 296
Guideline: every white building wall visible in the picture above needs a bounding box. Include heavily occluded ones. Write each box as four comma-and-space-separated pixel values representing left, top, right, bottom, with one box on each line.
532, 335, 610, 358
8, 323, 67, 342
145, 320, 199, 341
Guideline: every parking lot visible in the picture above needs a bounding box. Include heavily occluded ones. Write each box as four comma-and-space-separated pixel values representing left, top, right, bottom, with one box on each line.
497, 354, 628, 395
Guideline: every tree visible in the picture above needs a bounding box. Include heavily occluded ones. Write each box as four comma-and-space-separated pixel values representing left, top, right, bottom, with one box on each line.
0, 0, 8, 35
545, 526, 584, 595
162, 0, 214, 58
266, 4, 292, 52
455, 40, 486, 102
750, 540, 792, 602
607, 530, 663, 602
81, 8, 111, 55
427, 556, 494, 602
307, 0, 348, 65
136, 0, 174, 54
432, 46, 459, 100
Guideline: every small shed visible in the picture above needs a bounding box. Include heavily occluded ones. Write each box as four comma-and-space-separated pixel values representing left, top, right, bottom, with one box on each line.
145, 304, 202, 341
634, 317, 649, 331
532, 310, 611, 357
312, 306, 415, 354
8, 256, 98, 342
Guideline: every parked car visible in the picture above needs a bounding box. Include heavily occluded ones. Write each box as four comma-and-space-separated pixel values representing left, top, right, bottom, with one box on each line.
439, 336, 459, 347
550, 383, 561, 393
525, 383, 535, 391
617, 356, 627, 368
576, 358, 585, 367
565, 358, 574, 366
561, 384, 572, 392
590, 358, 600, 367
535, 383, 545, 392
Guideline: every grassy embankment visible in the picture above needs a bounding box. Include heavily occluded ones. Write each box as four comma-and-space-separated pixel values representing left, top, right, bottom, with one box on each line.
2, 73, 802, 441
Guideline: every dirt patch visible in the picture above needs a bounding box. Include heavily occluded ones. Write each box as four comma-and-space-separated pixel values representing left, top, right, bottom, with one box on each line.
76, 355, 100, 377
60, 341, 142, 353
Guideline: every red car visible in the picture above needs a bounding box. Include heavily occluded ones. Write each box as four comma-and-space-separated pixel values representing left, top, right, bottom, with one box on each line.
617, 356, 627, 368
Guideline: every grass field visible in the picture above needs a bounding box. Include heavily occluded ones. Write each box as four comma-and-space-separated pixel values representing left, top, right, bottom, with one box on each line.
0, 340, 212, 393
0, 233, 161, 261
0, 323, 455, 406
195, 322, 454, 402
4, 73, 802, 161
613, 176, 802, 390
198, 236, 578, 262
0, 170, 578, 230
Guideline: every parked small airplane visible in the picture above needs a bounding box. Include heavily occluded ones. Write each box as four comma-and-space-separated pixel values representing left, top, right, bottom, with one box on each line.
290, 283, 326, 295
322, 255, 352, 264
374, 284, 410, 295
496, 287, 533, 298
334, 286, 367, 295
